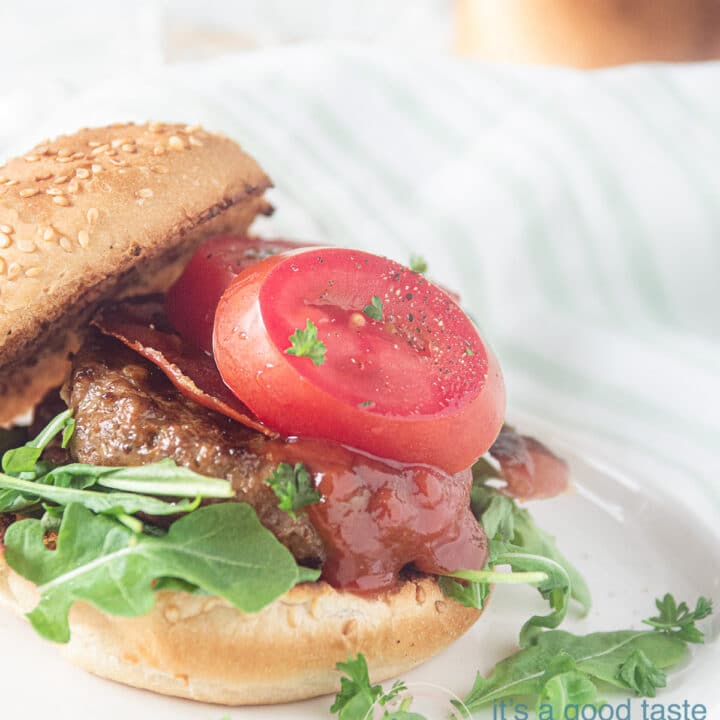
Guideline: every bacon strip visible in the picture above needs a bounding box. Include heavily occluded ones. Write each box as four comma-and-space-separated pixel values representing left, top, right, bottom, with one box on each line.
92, 296, 276, 437
489, 425, 569, 500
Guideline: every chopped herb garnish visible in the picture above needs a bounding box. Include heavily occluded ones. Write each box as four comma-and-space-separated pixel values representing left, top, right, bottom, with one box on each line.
265, 462, 321, 519
409, 255, 428, 274
465, 347, 474, 356
285, 319, 326, 366
358, 401, 375, 408
362, 296, 384, 321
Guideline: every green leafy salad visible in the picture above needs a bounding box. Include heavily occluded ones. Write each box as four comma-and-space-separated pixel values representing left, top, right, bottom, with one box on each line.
0, 410, 712, 716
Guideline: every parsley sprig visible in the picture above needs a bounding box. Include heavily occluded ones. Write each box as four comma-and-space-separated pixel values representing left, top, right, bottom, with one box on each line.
331, 654, 424, 719
285, 319, 326, 366
362, 295, 384, 321
265, 462, 320, 519
643, 593, 712, 642
409, 255, 428, 274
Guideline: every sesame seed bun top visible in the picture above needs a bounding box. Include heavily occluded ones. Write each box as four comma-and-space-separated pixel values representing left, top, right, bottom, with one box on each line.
0, 122, 272, 425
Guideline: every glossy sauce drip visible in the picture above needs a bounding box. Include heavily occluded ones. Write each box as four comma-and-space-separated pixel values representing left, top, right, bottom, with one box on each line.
259, 438, 488, 593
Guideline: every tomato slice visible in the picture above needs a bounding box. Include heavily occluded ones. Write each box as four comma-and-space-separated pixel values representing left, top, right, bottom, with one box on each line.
214, 248, 505, 472
165, 235, 306, 352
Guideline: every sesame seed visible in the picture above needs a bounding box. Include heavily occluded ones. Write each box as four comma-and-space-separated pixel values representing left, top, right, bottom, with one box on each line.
184, 124, 202, 134
111, 138, 126, 149
148, 121, 164, 133
0, 225, 12, 234
77, 230, 90, 248
105, 148, 119, 157
76, 167, 90, 179
0, 233, 10, 248
57, 148, 72, 158
71, 151, 85, 160
67, 178, 80, 193
42, 227, 56, 242
188, 135, 203, 147
25, 266, 42, 278
7, 262, 21, 280
4, 179, 18, 187
88, 140, 101, 148
121, 144, 137, 153
53, 195, 70, 206
59, 237, 73, 252
91, 163, 103, 174
17, 239, 36, 253
56, 157, 75, 164
153, 144, 166, 156
168, 135, 185, 151
19, 188, 39, 198
53, 175, 69, 184
151, 164, 169, 174
0, 258, 5, 274
137, 187, 153, 199
108, 158, 127, 167
35, 145, 50, 155
34, 172, 53, 181
87, 207, 99, 224
46, 187, 64, 196
24, 155, 39, 163
90, 144, 110, 156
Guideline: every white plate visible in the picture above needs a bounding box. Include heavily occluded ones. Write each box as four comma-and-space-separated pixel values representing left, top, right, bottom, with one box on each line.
2, 412, 718, 719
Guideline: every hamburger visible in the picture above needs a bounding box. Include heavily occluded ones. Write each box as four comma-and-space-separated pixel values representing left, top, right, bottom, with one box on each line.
0, 122, 584, 706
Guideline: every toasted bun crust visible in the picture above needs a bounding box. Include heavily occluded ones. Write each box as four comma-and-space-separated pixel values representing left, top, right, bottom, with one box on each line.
0, 558, 483, 705
0, 122, 271, 425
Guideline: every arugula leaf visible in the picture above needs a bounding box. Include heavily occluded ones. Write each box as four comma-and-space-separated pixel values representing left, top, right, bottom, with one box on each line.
409, 255, 428, 274
643, 593, 712, 642
470, 471, 591, 615
512, 506, 591, 615
362, 296, 384, 321
458, 601, 697, 712
0, 473, 202, 517
446, 546, 571, 646
285, 319, 326, 366
41, 458, 235, 498
438, 575, 490, 610
617, 649, 667, 697
537, 671, 599, 717
476, 491, 516, 542
265, 463, 320, 519
331, 654, 383, 719
4, 502, 309, 643
2, 409, 74, 475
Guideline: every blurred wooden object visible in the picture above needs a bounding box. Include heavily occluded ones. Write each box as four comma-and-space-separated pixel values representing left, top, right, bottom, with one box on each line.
456, 0, 720, 67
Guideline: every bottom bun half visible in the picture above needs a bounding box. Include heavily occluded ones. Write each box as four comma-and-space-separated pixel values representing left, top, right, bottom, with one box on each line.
0, 558, 484, 705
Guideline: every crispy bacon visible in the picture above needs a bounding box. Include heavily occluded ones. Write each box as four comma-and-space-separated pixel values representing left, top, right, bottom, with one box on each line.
92, 297, 275, 437
489, 425, 569, 500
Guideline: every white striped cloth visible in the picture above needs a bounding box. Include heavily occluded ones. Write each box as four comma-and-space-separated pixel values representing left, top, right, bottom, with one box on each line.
6, 47, 717, 517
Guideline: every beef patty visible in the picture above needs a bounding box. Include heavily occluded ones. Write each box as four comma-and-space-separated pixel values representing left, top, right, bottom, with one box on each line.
66, 334, 325, 565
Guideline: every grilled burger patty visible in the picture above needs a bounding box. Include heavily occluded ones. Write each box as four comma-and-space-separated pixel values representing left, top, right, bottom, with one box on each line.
65, 333, 325, 565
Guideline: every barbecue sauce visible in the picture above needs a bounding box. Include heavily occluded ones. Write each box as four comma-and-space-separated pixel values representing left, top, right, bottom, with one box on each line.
260, 438, 488, 593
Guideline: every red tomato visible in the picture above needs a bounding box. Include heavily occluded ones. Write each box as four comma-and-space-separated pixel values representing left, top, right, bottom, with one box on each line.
166, 236, 306, 352
214, 248, 505, 472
